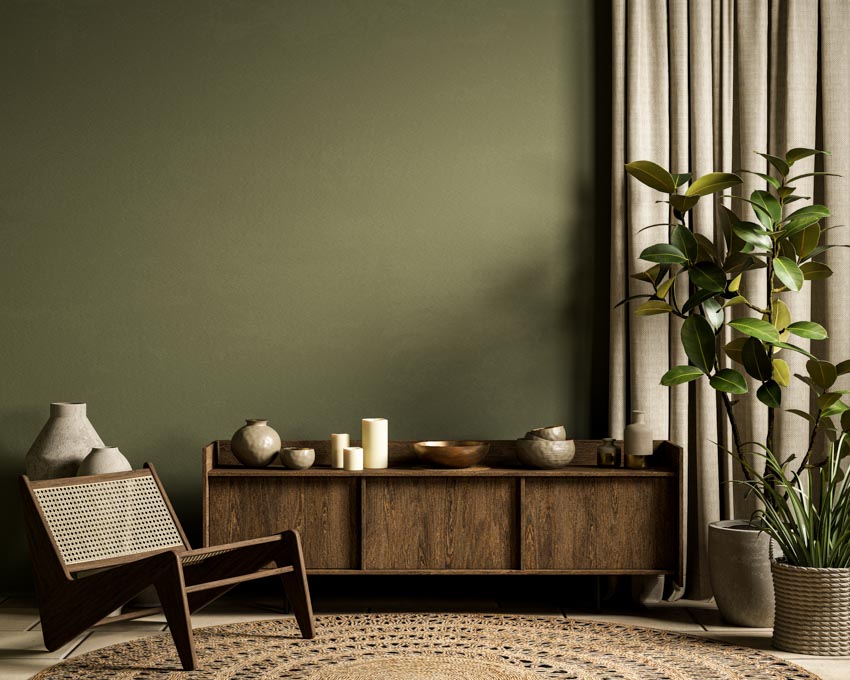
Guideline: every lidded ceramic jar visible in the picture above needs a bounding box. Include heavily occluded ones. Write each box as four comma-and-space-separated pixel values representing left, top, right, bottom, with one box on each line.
231, 419, 281, 467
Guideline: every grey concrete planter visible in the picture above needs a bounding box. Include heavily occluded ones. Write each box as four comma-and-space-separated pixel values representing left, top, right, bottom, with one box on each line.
708, 520, 774, 627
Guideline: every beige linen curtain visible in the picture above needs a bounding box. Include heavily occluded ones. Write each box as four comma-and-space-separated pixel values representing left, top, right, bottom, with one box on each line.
610, 0, 850, 599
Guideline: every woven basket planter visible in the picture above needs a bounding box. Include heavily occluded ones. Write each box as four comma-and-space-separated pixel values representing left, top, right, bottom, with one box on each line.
771, 559, 850, 655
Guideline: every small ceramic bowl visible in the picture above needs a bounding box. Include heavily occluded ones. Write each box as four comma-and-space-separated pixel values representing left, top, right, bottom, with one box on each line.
279, 447, 316, 470
413, 441, 490, 468
515, 438, 575, 469
527, 425, 567, 441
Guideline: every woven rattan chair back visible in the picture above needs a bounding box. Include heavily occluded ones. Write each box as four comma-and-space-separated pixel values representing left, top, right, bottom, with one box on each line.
32, 470, 186, 570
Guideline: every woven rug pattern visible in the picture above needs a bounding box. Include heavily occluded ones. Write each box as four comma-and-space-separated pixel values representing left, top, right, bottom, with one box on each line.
33, 614, 819, 679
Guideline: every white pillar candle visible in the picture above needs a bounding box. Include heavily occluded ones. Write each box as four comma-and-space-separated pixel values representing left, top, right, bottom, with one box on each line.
331, 433, 349, 469
362, 417, 388, 469
343, 446, 364, 471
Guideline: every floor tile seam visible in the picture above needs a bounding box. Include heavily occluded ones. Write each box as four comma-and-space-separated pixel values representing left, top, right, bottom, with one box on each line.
26, 618, 41, 632
62, 631, 92, 659
685, 607, 708, 631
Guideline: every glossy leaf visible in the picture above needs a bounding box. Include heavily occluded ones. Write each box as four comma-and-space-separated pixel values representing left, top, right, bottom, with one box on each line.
787, 321, 828, 340
786, 171, 842, 183
773, 358, 791, 387
671, 225, 699, 262
790, 224, 821, 260
771, 299, 791, 332
757, 380, 782, 408
785, 147, 830, 165
724, 337, 748, 364
741, 169, 781, 189
729, 318, 781, 343
743, 337, 773, 382
681, 315, 716, 374
807, 359, 837, 390
823, 399, 850, 418
751, 190, 782, 226
614, 294, 653, 309
660, 365, 705, 386
688, 261, 727, 293
787, 408, 816, 424
758, 152, 789, 177
837, 360, 850, 376
710, 368, 748, 394
800, 261, 832, 280
733, 221, 773, 250
729, 273, 742, 292
774, 257, 804, 292
703, 297, 724, 331
783, 213, 823, 238
769, 341, 816, 359
656, 276, 676, 298
625, 160, 676, 193
686, 172, 743, 197
682, 288, 717, 314
784, 204, 831, 224
635, 300, 673, 316
818, 392, 844, 411
672, 172, 692, 188
693, 233, 718, 262
723, 295, 748, 308
640, 244, 687, 264
670, 194, 699, 213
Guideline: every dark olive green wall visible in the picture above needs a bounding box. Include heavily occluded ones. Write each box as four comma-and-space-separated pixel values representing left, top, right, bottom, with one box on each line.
0, 1, 607, 588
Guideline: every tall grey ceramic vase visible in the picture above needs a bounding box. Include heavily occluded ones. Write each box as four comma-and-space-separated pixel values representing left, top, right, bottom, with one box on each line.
25, 402, 105, 480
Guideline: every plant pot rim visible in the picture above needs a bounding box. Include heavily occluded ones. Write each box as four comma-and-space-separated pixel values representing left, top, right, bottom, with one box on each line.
772, 558, 850, 574
709, 519, 763, 531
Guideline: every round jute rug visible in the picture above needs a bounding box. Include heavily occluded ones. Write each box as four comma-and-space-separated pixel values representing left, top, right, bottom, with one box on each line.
33, 614, 818, 679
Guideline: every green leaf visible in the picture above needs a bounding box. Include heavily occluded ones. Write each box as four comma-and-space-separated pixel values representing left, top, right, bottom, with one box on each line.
783, 204, 831, 225
693, 233, 718, 262
771, 299, 791, 332
640, 244, 687, 264
742, 337, 773, 382
785, 147, 830, 165
625, 161, 676, 193
682, 288, 717, 314
823, 399, 850, 418
660, 365, 705, 386
723, 295, 748, 308
790, 223, 821, 260
787, 408, 816, 424
710, 368, 748, 394
635, 300, 674, 316
786, 171, 842, 183
631, 263, 670, 285
729, 273, 742, 292
773, 358, 791, 387
768, 341, 816, 359
671, 225, 699, 262
757, 152, 789, 177
670, 193, 699, 213
782, 213, 823, 238
729, 318, 781, 343
842, 410, 850, 432
703, 297, 724, 331
655, 276, 676, 298
688, 261, 726, 293
807, 359, 837, 390
757, 380, 782, 408
778, 238, 797, 261
837, 360, 850, 376
733, 221, 773, 250
800, 261, 832, 280
751, 190, 782, 226
613, 294, 653, 309
724, 337, 748, 364
686, 172, 743, 197
787, 321, 828, 340
774, 257, 804, 291
818, 392, 843, 411
681, 315, 716, 374
741, 169, 781, 189
672, 172, 692, 188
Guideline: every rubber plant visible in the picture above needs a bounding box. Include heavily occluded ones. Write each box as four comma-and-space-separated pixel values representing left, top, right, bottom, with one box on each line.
620, 147, 847, 490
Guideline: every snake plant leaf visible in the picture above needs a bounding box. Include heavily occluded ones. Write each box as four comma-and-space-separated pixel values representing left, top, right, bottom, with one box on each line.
671, 225, 699, 262
681, 315, 716, 374
703, 297, 724, 331
635, 300, 673, 316
757, 380, 782, 408
729, 318, 781, 343
774, 257, 804, 292
686, 172, 743, 197
800, 261, 832, 280
785, 147, 831, 165
710, 368, 748, 394
688, 262, 727, 293
787, 321, 828, 340
743, 337, 773, 382
723, 337, 748, 364
660, 365, 705, 386
670, 193, 699, 213
640, 244, 687, 264
757, 152, 789, 177
751, 190, 782, 226
787, 408, 816, 424
807, 359, 837, 390
733, 221, 773, 250
770, 299, 791, 332
790, 224, 821, 260
773, 358, 791, 387
837, 360, 850, 376
625, 161, 676, 193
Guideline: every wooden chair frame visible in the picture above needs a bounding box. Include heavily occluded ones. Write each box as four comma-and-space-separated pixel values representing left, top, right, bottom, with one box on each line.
20, 463, 315, 671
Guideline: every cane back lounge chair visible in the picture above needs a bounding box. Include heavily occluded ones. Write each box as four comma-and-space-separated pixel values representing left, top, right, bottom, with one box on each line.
20, 463, 315, 670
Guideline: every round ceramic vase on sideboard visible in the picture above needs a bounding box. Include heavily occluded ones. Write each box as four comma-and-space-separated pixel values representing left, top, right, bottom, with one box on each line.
230, 419, 281, 467
25, 402, 105, 480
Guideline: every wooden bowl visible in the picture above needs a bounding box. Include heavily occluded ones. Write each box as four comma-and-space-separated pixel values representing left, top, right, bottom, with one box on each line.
515, 438, 575, 469
413, 441, 490, 468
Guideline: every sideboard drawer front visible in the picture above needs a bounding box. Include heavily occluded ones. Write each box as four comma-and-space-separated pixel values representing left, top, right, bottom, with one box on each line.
523, 478, 677, 571
363, 478, 517, 570
208, 477, 358, 569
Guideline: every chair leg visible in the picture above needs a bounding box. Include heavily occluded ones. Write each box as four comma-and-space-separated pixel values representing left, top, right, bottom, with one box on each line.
276, 530, 315, 639
155, 555, 198, 671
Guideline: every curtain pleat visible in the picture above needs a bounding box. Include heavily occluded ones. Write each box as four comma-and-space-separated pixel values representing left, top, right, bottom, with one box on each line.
610, 0, 850, 599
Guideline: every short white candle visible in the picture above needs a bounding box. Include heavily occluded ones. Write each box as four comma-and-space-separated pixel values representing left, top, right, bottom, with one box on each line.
331, 433, 349, 469
362, 417, 388, 469
343, 446, 364, 471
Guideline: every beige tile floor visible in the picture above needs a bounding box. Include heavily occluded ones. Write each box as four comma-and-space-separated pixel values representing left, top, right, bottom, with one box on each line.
0, 593, 848, 679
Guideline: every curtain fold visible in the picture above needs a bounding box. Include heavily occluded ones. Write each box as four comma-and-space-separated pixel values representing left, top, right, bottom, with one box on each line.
610, 0, 850, 600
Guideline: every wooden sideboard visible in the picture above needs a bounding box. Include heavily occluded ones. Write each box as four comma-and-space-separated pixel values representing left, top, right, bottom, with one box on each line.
203, 440, 683, 583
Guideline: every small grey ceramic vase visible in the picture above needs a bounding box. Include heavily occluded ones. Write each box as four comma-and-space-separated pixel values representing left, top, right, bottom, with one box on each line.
25, 402, 105, 480
77, 446, 132, 476
623, 409, 652, 468
231, 419, 281, 467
